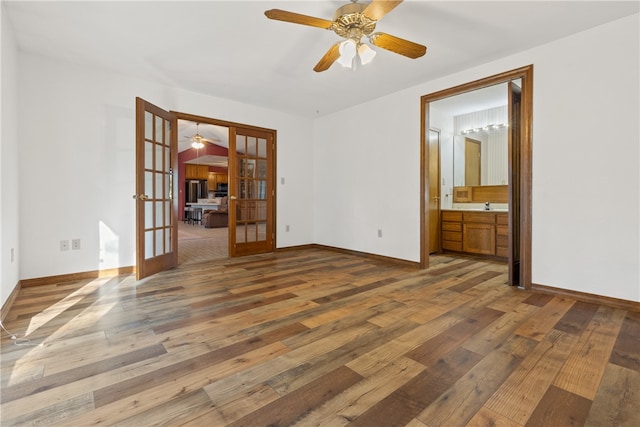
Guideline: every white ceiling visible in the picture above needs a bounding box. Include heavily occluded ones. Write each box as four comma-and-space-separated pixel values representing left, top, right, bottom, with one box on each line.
178, 120, 229, 165
4, 1, 638, 119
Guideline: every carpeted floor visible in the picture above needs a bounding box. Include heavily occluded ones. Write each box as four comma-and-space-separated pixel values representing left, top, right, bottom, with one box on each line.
178, 221, 228, 265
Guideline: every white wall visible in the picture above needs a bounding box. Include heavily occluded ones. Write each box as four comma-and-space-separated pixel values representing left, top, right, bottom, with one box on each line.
16, 54, 315, 281
1, 4, 20, 309
313, 14, 639, 302
314, 89, 422, 262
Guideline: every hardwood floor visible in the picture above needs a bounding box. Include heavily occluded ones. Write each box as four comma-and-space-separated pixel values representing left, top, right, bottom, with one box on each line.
1, 249, 638, 426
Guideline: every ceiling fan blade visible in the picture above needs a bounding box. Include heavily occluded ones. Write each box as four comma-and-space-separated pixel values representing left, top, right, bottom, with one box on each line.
370, 32, 426, 59
264, 9, 333, 29
313, 43, 342, 72
363, 0, 403, 21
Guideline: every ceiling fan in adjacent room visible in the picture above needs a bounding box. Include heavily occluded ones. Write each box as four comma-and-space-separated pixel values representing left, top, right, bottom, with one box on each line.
185, 123, 219, 149
265, 0, 426, 72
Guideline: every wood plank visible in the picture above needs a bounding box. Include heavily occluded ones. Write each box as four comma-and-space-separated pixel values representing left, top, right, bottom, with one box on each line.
524, 385, 591, 427
484, 329, 579, 425
295, 356, 425, 426
553, 305, 626, 399
226, 366, 363, 427
466, 406, 523, 427
416, 335, 536, 426
585, 362, 640, 427
553, 300, 600, 335
405, 307, 505, 366
93, 323, 306, 407
348, 347, 482, 426
0, 344, 166, 404
513, 296, 575, 341
609, 310, 640, 371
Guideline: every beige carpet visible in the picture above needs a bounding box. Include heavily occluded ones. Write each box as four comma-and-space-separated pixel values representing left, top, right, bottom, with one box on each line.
178, 222, 228, 265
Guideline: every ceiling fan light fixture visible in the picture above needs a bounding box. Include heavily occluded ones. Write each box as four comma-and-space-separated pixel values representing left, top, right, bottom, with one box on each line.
337, 39, 376, 69
337, 39, 357, 67
191, 123, 205, 149
357, 42, 376, 65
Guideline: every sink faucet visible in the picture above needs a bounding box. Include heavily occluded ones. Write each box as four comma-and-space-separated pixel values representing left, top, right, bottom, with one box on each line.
484, 202, 491, 211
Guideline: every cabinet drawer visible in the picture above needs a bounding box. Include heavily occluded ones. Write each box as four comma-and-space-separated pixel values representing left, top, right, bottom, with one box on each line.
463, 212, 495, 224
442, 222, 462, 232
496, 234, 508, 248
497, 213, 509, 225
496, 225, 508, 237
442, 231, 462, 242
442, 211, 462, 222
442, 240, 463, 252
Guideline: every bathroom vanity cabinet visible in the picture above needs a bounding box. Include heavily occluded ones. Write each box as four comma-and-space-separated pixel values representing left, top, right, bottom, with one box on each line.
441, 210, 508, 259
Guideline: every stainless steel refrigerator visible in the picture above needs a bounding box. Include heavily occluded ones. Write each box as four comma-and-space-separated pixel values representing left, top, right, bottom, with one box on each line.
185, 180, 208, 203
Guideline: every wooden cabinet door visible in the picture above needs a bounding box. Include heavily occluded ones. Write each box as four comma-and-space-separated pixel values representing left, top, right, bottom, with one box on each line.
198, 165, 209, 180
208, 172, 217, 189
184, 164, 196, 179
463, 223, 495, 255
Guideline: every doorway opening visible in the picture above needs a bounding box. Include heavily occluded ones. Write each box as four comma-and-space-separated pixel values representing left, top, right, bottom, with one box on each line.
420, 65, 533, 288
176, 119, 230, 265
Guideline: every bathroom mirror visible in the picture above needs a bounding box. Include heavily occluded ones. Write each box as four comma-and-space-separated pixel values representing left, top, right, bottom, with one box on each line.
430, 82, 513, 189
450, 84, 510, 187
453, 125, 508, 186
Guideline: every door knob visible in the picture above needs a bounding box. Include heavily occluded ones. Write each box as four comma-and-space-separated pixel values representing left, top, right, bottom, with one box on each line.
132, 194, 149, 200
229, 195, 237, 200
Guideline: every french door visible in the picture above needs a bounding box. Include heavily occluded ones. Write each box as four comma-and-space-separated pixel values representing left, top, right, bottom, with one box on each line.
134, 98, 178, 279
229, 127, 275, 256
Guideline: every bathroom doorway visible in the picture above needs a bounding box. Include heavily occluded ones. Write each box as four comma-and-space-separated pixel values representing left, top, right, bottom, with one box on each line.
420, 65, 533, 288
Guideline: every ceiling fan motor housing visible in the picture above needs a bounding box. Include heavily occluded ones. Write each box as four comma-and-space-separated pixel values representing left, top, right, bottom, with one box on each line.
332, 3, 376, 39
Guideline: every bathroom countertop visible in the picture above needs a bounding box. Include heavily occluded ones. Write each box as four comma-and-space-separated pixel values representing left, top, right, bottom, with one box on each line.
442, 208, 509, 212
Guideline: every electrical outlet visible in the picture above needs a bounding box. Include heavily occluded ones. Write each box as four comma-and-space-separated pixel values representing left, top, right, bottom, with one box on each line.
378, 229, 383, 238
11, 248, 14, 262
285, 225, 290, 232
72, 239, 81, 250
60, 240, 70, 251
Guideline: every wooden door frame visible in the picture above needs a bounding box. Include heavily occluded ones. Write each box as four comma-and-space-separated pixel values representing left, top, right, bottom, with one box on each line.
172, 111, 277, 256
420, 65, 533, 289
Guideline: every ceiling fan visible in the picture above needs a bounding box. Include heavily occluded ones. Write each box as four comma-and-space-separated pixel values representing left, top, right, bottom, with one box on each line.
184, 123, 220, 149
265, 0, 426, 72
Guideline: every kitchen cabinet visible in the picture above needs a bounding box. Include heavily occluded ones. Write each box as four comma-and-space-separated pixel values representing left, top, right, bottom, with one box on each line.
185, 164, 209, 180
441, 210, 508, 259
208, 172, 217, 190
208, 172, 228, 190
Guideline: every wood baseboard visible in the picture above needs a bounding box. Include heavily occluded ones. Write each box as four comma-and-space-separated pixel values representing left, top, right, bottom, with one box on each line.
20, 266, 136, 288
277, 244, 420, 269
532, 282, 640, 312
1, 281, 21, 323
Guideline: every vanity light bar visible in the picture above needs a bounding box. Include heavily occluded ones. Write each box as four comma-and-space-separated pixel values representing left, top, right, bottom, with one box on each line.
459, 123, 508, 135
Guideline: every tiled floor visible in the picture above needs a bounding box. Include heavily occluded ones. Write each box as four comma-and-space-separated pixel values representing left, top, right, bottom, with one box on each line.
178, 221, 228, 265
